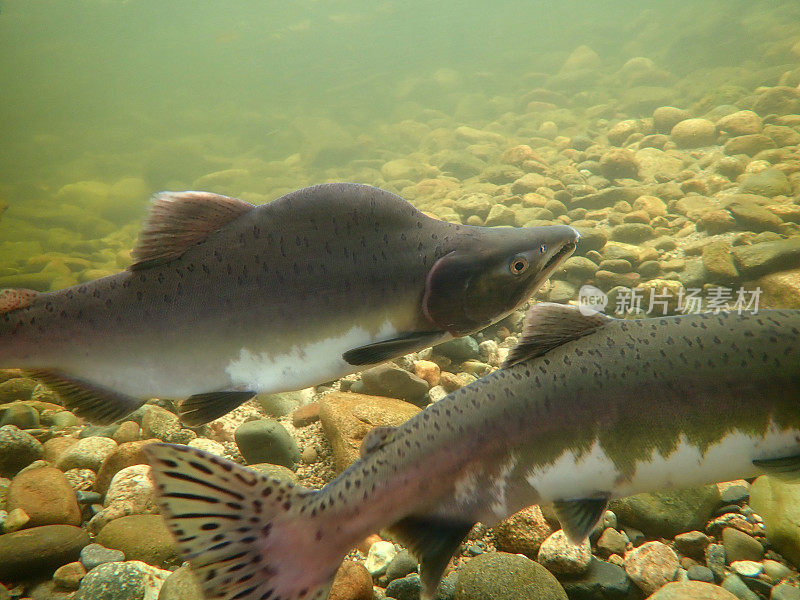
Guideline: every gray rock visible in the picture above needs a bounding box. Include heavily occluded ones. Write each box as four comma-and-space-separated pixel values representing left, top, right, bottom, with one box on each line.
386, 571, 457, 600
772, 583, 800, 600
0, 403, 39, 429
722, 527, 764, 563
611, 485, 721, 538
719, 482, 750, 504
727, 197, 784, 231
562, 257, 599, 282
649, 581, 740, 599
140, 406, 181, 441
573, 228, 608, 255
386, 550, 418, 583
549, 280, 578, 303
434, 337, 480, 362
674, 531, 710, 559
0, 378, 38, 403
360, 364, 429, 404
537, 530, 592, 576
705, 543, 726, 582
80, 543, 125, 571
721, 574, 760, 600
157, 563, 203, 600
730, 561, 763, 578
56, 436, 117, 471
234, 419, 300, 468
762, 559, 792, 582
687, 565, 715, 583
559, 557, 633, 600
0, 524, 90, 581
611, 223, 653, 244
455, 552, 567, 600
624, 541, 679, 596
596, 528, 627, 558
0, 425, 44, 478
74, 560, 170, 600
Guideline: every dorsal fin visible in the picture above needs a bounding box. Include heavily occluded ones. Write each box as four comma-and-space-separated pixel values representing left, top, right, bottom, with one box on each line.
0, 288, 38, 314
502, 303, 612, 368
360, 426, 397, 457
129, 191, 254, 270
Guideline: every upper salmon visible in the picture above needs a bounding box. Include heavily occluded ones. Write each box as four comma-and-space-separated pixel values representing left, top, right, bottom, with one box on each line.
0, 183, 578, 424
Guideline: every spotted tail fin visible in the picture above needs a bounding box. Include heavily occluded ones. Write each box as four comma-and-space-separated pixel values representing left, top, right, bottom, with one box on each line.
145, 443, 340, 600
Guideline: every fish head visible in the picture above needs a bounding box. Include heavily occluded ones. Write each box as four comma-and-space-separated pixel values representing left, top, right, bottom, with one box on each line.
423, 225, 579, 336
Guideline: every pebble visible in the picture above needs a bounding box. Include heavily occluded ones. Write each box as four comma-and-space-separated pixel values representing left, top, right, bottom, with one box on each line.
653, 106, 690, 133
385, 550, 418, 583
433, 337, 480, 362
0, 402, 40, 429
90, 464, 157, 533
55, 436, 118, 472
0, 425, 44, 478
94, 439, 153, 495
359, 364, 429, 404
413, 360, 441, 387
559, 556, 632, 600
624, 541, 679, 595
64, 468, 97, 492
596, 527, 628, 558
762, 559, 793, 582
687, 565, 716, 583
80, 542, 125, 571
716, 110, 763, 136
492, 505, 553, 558
772, 583, 800, 600
3, 507, 30, 532
52, 561, 86, 591
73, 560, 170, 600
157, 563, 203, 600
537, 529, 592, 575
670, 118, 717, 148
186, 436, 226, 455
234, 418, 300, 468
722, 527, 764, 563
140, 405, 181, 441
674, 531, 710, 559
731, 560, 764, 578
112, 421, 141, 444
649, 581, 740, 599
722, 573, 760, 600
364, 541, 397, 577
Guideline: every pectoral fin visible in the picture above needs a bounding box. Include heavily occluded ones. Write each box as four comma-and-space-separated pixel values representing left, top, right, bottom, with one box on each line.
754, 453, 800, 480
552, 497, 610, 544
26, 369, 146, 425
387, 515, 473, 600
343, 331, 443, 366
178, 391, 257, 426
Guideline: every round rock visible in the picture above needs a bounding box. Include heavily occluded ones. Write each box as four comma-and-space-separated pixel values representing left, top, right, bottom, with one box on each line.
364, 540, 397, 577
455, 552, 567, 600
649, 580, 739, 600
722, 527, 764, 563
234, 418, 300, 468
90, 464, 157, 533
80, 543, 125, 571
624, 541, 679, 595
537, 530, 592, 576
670, 118, 717, 148
157, 563, 203, 600
0, 425, 44, 478
6, 466, 81, 527
56, 436, 118, 472
329, 561, 373, 600
493, 505, 553, 558
95, 514, 178, 568
434, 337, 480, 362
74, 560, 171, 600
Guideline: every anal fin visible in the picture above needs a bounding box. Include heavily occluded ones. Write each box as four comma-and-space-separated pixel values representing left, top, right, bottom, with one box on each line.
178, 391, 257, 426
552, 497, 610, 544
754, 453, 800, 480
387, 515, 473, 600
343, 331, 443, 366
27, 369, 146, 425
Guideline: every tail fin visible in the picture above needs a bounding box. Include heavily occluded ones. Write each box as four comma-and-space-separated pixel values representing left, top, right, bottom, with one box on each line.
145, 443, 340, 600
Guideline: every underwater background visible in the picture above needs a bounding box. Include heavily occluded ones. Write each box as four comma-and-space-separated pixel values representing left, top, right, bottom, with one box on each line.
1, 1, 800, 599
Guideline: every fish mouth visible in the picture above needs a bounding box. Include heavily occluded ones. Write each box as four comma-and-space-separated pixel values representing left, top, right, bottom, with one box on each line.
531, 239, 577, 290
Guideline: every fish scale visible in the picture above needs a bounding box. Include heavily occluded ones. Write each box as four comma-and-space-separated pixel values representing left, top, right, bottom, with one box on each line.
147, 304, 800, 600
0, 183, 579, 425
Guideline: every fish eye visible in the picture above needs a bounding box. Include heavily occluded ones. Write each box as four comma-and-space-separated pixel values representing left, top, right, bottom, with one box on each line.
509, 256, 529, 275
539, 243, 547, 254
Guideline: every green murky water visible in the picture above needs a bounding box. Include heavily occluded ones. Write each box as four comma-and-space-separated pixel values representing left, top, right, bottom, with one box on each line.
1, 0, 799, 305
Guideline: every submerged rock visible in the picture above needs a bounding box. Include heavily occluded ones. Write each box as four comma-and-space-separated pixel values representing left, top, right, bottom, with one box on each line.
455, 551, 567, 600
0, 524, 89, 581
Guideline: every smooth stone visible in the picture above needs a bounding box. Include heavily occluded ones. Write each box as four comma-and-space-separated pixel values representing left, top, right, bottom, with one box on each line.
653, 107, 690, 134
112, 421, 142, 444
624, 541, 679, 595
53, 561, 87, 591
157, 563, 202, 600
611, 223, 653, 244
454, 552, 567, 600
762, 559, 793, 582
234, 418, 300, 468
730, 561, 763, 578
562, 256, 600, 281
612, 485, 720, 538
385, 550, 418, 583
94, 439, 154, 495
329, 561, 373, 600
3, 507, 30, 532
702, 241, 739, 281
56, 436, 118, 472
6, 466, 81, 527
599, 149, 639, 180
0, 524, 90, 580
687, 565, 716, 583
772, 583, 800, 600
721, 574, 760, 600
385, 573, 422, 600
365, 540, 397, 577
670, 118, 717, 148
750, 475, 800, 566
722, 527, 764, 563
90, 464, 157, 533
732, 237, 800, 277
360, 364, 429, 405
140, 405, 181, 442
537, 530, 592, 576
596, 528, 627, 559
649, 581, 739, 600
434, 337, 480, 362
727, 197, 784, 231
716, 110, 762, 136
0, 378, 38, 403
492, 505, 553, 558
558, 557, 632, 600
186, 437, 226, 456
80, 543, 125, 571
674, 531, 710, 559
572, 228, 608, 254
739, 169, 792, 197
95, 514, 178, 568
0, 402, 40, 429
74, 560, 170, 600
0, 425, 44, 478
705, 543, 726, 582
257, 389, 314, 418
484, 204, 517, 227
318, 393, 420, 472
